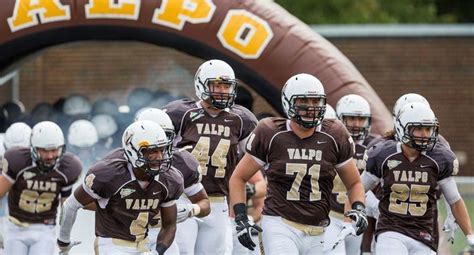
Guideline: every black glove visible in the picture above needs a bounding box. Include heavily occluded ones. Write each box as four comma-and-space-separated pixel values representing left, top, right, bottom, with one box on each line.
234, 203, 262, 251
344, 201, 368, 236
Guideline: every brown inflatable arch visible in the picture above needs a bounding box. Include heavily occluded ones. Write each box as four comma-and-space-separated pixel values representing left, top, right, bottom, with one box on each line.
0, 0, 391, 133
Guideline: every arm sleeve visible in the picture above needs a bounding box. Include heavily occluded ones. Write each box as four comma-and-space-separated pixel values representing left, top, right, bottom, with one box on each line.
58, 195, 83, 243
361, 171, 380, 192
438, 177, 461, 205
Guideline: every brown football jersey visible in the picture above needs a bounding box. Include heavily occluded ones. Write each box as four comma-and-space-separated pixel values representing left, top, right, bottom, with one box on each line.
164, 99, 257, 196
246, 117, 354, 226
365, 139, 457, 251
172, 149, 201, 190
330, 134, 378, 214
84, 148, 184, 242
2, 147, 82, 224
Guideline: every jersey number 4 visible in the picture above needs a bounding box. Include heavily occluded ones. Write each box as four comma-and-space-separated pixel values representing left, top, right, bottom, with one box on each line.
286, 163, 321, 201
191, 137, 230, 178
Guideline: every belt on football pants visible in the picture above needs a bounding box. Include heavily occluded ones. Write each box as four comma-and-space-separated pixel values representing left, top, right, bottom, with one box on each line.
110, 237, 150, 252
8, 216, 30, 228
208, 195, 226, 203
329, 210, 345, 220
282, 218, 325, 236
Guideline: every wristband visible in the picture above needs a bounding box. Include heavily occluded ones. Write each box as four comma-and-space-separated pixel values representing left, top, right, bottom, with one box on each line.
233, 203, 247, 216
352, 201, 366, 211
191, 204, 201, 217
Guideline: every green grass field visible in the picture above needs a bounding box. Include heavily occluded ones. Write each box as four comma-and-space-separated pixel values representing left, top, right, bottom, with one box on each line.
439, 197, 474, 254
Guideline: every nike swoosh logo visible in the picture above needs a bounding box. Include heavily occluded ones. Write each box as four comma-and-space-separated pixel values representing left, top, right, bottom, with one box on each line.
224, 119, 233, 122
178, 209, 186, 213
153, 191, 161, 195
317, 141, 327, 144
420, 165, 430, 168
51, 178, 62, 181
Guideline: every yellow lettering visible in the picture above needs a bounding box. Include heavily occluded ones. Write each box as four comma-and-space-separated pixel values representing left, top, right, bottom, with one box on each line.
85, 0, 140, 20
217, 10, 273, 59
8, 0, 70, 32
152, 0, 215, 30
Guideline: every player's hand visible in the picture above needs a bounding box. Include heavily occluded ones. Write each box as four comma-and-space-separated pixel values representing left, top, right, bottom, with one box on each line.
345, 202, 368, 236
332, 222, 356, 250
176, 203, 194, 223
442, 214, 458, 244
467, 234, 474, 248
235, 212, 262, 251
57, 239, 81, 255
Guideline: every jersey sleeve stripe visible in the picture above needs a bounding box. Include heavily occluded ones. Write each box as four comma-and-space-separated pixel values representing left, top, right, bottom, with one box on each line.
184, 183, 204, 197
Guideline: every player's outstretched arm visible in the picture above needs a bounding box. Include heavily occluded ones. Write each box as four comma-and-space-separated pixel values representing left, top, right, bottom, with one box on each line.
0, 175, 13, 198
338, 159, 367, 235
57, 185, 96, 253
439, 176, 474, 247
229, 153, 262, 215
156, 204, 178, 255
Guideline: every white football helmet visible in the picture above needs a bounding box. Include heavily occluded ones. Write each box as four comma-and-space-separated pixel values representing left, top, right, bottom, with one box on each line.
31, 121, 65, 171
395, 102, 438, 151
135, 108, 175, 142
392, 93, 430, 119
4, 122, 32, 150
122, 120, 172, 176
194, 59, 237, 109
324, 104, 337, 119
336, 94, 371, 141
63, 94, 92, 116
68, 120, 98, 148
281, 73, 326, 128
91, 114, 118, 139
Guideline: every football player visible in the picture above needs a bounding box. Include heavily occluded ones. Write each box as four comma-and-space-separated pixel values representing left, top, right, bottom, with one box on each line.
163, 59, 261, 254
57, 120, 183, 255
229, 73, 367, 254
361, 93, 455, 254
135, 108, 211, 254
324, 94, 378, 254
0, 122, 33, 253
361, 102, 474, 255
0, 121, 82, 255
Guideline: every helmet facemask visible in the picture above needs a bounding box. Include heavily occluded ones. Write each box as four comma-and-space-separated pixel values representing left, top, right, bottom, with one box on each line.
134, 141, 173, 177
341, 115, 371, 141
399, 122, 439, 151
31, 145, 65, 173
199, 77, 238, 109
286, 95, 326, 129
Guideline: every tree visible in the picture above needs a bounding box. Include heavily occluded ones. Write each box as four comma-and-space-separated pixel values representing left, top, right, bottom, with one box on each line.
274, 0, 463, 24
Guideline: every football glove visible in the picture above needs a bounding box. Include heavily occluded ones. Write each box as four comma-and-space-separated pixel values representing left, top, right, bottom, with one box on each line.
442, 213, 458, 244
176, 203, 194, 223
57, 239, 81, 255
332, 222, 356, 250
234, 203, 262, 251
344, 201, 368, 236
467, 234, 474, 247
